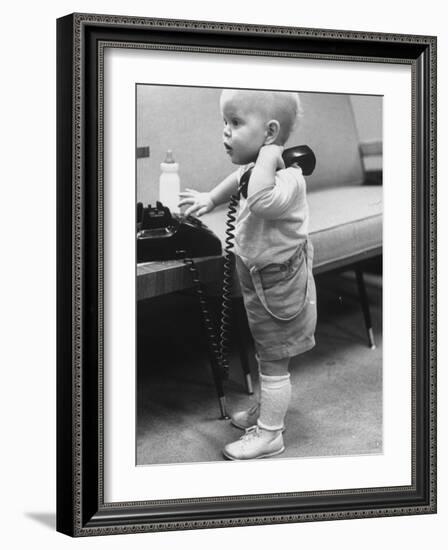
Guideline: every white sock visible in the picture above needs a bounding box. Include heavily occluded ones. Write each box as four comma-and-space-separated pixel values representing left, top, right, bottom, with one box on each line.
257, 373, 291, 432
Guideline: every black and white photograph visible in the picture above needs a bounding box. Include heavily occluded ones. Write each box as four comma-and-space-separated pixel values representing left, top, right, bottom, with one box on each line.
136, 84, 383, 465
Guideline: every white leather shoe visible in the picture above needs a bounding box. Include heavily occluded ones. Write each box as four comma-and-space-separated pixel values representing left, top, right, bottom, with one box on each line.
223, 426, 285, 460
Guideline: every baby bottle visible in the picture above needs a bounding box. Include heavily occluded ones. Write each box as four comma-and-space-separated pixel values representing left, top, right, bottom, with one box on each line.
159, 150, 180, 213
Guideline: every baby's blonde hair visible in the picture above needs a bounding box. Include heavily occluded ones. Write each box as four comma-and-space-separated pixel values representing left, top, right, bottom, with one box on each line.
220, 89, 303, 144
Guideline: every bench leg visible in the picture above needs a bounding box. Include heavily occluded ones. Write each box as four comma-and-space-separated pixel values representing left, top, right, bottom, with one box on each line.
355, 268, 376, 350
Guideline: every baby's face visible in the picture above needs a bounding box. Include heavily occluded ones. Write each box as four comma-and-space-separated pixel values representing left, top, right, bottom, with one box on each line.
220, 91, 268, 165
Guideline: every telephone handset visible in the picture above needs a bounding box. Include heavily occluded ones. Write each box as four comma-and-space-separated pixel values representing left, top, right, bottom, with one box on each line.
239, 144, 316, 198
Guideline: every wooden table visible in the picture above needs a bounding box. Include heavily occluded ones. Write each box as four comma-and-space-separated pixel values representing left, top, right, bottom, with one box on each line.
137, 256, 224, 300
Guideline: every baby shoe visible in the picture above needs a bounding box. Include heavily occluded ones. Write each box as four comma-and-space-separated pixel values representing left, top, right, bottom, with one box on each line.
231, 402, 260, 430
223, 426, 285, 460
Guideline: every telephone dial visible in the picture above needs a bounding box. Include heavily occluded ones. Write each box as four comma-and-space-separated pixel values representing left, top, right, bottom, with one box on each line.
137, 201, 222, 262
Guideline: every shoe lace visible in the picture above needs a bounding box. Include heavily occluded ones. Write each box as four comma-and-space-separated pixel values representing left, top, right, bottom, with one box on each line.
241, 425, 260, 441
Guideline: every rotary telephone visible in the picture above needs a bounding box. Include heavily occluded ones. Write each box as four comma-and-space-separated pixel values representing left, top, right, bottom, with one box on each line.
136, 201, 222, 262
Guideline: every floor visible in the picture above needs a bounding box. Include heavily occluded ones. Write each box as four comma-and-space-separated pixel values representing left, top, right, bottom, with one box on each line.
136, 269, 382, 465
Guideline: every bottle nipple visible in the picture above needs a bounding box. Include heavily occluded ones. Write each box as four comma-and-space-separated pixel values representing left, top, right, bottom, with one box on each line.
164, 150, 175, 163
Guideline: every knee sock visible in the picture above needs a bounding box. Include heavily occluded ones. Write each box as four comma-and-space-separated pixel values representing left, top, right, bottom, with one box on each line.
257, 372, 291, 432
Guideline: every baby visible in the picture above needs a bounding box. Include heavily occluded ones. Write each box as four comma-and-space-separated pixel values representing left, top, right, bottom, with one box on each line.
179, 88, 317, 460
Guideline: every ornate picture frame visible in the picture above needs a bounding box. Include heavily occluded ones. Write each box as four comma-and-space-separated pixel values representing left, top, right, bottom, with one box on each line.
56, 13, 436, 536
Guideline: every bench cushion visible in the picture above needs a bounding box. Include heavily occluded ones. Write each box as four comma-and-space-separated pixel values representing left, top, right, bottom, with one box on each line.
309, 185, 382, 272
202, 185, 382, 277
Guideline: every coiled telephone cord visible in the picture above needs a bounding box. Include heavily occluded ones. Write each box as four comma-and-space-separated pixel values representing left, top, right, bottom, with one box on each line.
180, 256, 222, 371
179, 192, 239, 380
218, 192, 239, 376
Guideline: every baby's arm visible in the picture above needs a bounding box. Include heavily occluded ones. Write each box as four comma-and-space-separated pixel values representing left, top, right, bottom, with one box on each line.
179, 170, 239, 217
248, 145, 302, 220
248, 145, 285, 198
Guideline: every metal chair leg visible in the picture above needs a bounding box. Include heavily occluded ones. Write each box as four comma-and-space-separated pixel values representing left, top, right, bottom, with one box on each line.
195, 300, 229, 419
218, 396, 228, 419
205, 352, 229, 419
355, 267, 376, 349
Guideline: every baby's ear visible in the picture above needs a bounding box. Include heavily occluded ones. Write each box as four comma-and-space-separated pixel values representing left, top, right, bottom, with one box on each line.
264, 120, 281, 144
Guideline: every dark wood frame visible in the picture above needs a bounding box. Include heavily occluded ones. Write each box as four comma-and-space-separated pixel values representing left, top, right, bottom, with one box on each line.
57, 13, 437, 536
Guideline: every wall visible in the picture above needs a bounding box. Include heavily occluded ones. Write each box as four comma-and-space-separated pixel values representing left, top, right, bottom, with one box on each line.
1, 2, 445, 550
351, 95, 383, 143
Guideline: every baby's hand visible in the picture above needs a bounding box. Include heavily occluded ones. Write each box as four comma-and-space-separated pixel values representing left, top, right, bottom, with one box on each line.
257, 144, 285, 171
178, 189, 215, 217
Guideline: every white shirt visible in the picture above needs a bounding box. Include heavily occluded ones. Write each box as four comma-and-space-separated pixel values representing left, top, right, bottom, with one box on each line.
235, 164, 309, 270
